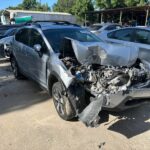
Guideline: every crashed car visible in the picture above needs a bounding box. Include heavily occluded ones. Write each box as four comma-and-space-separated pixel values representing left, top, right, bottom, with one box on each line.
10, 21, 150, 127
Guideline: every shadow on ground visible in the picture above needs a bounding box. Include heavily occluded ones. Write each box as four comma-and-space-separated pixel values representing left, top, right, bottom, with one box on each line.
0, 62, 50, 115
0, 61, 150, 138
106, 104, 150, 138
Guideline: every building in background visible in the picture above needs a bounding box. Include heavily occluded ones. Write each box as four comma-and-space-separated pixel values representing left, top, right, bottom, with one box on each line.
85, 6, 150, 26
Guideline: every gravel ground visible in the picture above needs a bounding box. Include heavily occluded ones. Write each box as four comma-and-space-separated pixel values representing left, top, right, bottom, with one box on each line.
0, 60, 150, 150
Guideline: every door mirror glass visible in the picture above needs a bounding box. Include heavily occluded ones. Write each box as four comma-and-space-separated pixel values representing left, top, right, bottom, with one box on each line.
34, 44, 42, 52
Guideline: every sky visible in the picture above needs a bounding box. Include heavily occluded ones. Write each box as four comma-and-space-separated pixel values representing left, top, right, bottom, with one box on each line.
0, 0, 57, 10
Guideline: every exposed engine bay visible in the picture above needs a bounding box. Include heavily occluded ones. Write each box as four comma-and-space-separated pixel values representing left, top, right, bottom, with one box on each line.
62, 57, 149, 95
61, 56, 150, 127
59, 39, 150, 127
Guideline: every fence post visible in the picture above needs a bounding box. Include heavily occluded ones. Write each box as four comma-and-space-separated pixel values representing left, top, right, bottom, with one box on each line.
101, 13, 103, 23
145, 9, 149, 26
119, 11, 123, 25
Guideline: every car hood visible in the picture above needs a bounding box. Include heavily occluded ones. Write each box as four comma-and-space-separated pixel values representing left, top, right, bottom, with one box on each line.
71, 40, 146, 67
0, 36, 13, 44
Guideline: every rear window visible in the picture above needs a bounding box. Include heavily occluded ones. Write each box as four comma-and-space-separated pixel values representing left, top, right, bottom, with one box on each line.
44, 28, 102, 52
105, 25, 122, 31
89, 25, 102, 31
108, 29, 133, 42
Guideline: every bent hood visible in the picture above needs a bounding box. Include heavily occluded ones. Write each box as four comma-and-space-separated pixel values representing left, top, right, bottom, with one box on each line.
71, 39, 144, 67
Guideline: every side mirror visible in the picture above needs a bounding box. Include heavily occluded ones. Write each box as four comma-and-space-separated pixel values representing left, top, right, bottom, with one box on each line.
34, 44, 42, 53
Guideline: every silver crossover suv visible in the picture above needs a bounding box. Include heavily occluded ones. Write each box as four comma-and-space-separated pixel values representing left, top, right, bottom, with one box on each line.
10, 21, 150, 127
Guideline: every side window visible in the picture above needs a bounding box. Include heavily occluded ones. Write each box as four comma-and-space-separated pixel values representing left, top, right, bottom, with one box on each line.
29, 29, 47, 52
15, 29, 30, 46
107, 31, 115, 38
105, 25, 121, 31
109, 29, 133, 41
15, 30, 21, 42
135, 30, 150, 45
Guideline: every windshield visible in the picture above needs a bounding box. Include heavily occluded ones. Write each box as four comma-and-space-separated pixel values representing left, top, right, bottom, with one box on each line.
44, 28, 102, 52
89, 25, 102, 31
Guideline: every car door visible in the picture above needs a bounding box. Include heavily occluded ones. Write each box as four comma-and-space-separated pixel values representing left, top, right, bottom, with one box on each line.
106, 28, 136, 48
133, 29, 150, 62
13, 28, 30, 73
134, 29, 150, 50
25, 28, 48, 87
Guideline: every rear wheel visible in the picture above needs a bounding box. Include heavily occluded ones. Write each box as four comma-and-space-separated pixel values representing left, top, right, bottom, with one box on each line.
52, 82, 76, 121
10, 56, 24, 79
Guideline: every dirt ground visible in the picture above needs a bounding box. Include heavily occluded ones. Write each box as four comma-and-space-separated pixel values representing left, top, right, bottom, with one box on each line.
0, 59, 150, 150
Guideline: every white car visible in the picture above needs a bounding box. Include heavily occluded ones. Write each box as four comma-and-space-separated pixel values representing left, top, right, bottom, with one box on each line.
101, 27, 150, 55
89, 23, 122, 37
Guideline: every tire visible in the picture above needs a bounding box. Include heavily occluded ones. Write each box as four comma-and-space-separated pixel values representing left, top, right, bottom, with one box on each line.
52, 82, 76, 121
0, 45, 5, 58
10, 56, 24, 79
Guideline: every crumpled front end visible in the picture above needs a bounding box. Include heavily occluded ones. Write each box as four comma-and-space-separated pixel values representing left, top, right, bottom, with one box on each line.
59, 38, 150, 127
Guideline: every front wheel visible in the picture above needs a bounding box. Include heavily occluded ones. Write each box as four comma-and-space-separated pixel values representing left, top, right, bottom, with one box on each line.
52, 82, 76, 121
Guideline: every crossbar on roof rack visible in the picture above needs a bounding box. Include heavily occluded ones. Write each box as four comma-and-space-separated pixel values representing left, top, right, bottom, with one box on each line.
24, 20, 80, 27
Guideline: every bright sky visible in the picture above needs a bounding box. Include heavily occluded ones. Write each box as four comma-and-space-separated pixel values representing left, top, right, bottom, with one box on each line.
0, 0, 57, 10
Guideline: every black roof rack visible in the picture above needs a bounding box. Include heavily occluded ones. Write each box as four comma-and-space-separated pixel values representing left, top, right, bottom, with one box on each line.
24, 20, 80, 28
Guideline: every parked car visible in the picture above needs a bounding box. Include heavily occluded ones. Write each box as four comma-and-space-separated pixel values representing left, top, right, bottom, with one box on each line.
10, 21, 150, 127
0, 28, 17, 57
89, 23, 122, 37
101, 27, 150, 53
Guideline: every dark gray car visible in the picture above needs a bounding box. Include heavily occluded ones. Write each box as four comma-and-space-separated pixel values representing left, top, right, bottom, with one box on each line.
10, 21, 150, 127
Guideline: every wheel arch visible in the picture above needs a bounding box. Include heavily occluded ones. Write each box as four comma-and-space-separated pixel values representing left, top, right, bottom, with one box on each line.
48, 72, 63, 96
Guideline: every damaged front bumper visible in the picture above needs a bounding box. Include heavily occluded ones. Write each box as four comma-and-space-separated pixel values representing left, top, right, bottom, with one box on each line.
103, 86, 150, 111
78, 83, 150, 127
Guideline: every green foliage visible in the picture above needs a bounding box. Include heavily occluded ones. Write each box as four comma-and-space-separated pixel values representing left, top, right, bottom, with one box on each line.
53, 0, 94, 22
22, 0, 37, 10
138, 0, 148, 6
111, 0, 126, 8
53, 0, 75, 13
96, 0, 148, 9
124, 0, 139, 7
36, 3, 50, 11
7, 0, 50, 11
72, 0, 94, 21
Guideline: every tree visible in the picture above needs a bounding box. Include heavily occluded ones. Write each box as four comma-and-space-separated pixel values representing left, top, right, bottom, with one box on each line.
7, 0, 50, 11
111, 0, 126, 8
96, 0, 112, 9
22, 0, 37, 10
138, 0, 148, 6
124, 0, 139, 7
53, 0, 94, 22
96, 0, 127, 9
96, 0, 148, 9
36, 2, 50, 11
53, 0, 76, 14
72, 0, 94, 22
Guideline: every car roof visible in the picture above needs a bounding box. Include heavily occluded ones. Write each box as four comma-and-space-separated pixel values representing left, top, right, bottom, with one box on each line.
134, 26, 150, 31
41, 24, 82, 31
108, 26, 150, 33
123, 26, 150, 30
23, 21, 82, 31
92, 23, 121, 26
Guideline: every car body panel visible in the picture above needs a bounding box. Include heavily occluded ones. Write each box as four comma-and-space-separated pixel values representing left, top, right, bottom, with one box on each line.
10, 23, 150, 127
